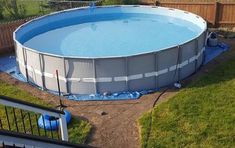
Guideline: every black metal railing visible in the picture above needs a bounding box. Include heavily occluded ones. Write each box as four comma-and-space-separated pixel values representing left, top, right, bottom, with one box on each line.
0, 129, 91, 148
0, 95, 65, 141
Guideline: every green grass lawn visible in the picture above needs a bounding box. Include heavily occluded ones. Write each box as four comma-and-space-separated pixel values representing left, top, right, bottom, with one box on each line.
0, 79, 91, 144
0, 0, 51, 22
0, 0, 139, 22
139, 58, 235, 147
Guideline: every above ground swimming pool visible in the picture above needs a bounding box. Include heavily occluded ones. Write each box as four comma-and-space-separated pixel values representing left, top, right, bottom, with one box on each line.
14, 5, 207, 95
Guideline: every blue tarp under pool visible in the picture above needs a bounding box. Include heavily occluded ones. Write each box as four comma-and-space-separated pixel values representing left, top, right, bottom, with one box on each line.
0, 43, 229, 101
203, 42, 229, 65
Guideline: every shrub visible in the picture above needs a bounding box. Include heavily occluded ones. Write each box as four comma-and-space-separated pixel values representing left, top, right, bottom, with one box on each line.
102, 0, 139, 5
123, 0, 139, 5
3, 0, 27, 19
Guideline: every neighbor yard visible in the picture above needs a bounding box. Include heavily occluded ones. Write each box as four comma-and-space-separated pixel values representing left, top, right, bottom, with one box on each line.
0, 0, 51, 22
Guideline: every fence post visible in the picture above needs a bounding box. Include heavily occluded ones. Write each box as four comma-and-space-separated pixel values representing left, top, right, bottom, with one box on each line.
155, 1, 160, 6
213, 1, 219, 27
59, 114, 68, 141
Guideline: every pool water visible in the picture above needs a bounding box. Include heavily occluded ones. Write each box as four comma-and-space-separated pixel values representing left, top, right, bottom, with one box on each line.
23, 14, 202, 58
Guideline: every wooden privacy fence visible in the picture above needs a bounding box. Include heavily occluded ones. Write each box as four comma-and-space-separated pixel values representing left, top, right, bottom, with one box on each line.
155, 1, 235, 27
0, 18, 31, 54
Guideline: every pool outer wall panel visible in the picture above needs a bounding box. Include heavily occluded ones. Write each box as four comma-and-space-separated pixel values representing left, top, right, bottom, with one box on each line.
42, 55, 68, 92
95, 58, 127, 93
197, 31, 207, 68
127, 54, 156, 91
157, 46, 179, 88
15, 30, 206, 95
65, 58, 96, 94
16, 45, 26, 78
24, 50, 43, 87
180, 40, 197, 80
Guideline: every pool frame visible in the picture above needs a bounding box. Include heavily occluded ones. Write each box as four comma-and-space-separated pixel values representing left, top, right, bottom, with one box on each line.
14, 5, 207, 95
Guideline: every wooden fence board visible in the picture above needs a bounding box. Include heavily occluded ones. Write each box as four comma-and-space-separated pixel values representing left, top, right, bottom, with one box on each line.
0, 18, 33, 54
156, 1, 235, 27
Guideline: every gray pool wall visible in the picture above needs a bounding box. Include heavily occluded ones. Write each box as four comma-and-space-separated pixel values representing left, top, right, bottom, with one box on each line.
14, 5, 207, 95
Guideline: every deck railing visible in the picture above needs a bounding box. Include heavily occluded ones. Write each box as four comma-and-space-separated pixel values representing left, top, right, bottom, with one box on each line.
0, 95, 92, 148
0, 95, 68, 141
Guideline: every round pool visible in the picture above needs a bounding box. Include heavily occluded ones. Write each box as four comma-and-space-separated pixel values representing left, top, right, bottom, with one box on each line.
14, 5, 207, 95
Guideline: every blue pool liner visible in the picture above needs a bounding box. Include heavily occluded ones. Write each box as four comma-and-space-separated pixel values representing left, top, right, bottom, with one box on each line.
0, 42, 229, 101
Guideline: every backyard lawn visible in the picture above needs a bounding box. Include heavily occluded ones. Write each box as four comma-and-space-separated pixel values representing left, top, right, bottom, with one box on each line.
139, 55, 235, 147
0, 0, 51, 22
0, 0, 139, 22
0, 79, 91, 144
